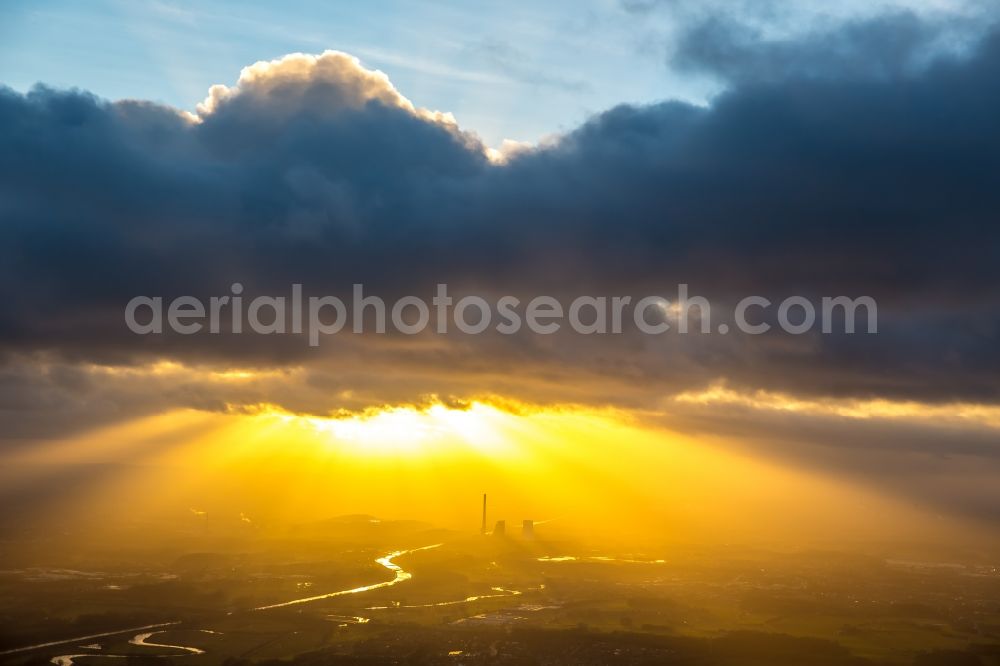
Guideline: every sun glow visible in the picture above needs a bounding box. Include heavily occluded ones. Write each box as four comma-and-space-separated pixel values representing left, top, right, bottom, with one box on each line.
247, 401, 517, 456
2, 393, 971, 544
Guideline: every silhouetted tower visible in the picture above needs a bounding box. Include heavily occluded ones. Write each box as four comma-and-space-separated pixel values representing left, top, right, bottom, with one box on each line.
493, 520, 506, 536
522, 519, 534, 540
481, 494, 487, 534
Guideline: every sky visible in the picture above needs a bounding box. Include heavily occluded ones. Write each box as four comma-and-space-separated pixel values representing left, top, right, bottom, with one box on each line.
1, 0, 1000, 542
1, 0, 992, 146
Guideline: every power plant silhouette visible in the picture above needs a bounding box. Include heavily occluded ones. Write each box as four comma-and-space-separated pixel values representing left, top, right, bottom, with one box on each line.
481, 493, 487, 534
480, 493, 534, 539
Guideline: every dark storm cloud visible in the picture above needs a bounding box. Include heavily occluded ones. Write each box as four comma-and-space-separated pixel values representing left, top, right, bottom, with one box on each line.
3, 27, 1000, 528
1, 17, 1000, 412
671, 11, 975, 83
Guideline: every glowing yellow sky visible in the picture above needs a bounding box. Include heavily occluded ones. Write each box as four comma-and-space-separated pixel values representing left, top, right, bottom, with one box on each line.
6, 390, 982, 547
674, 384, 1000, 429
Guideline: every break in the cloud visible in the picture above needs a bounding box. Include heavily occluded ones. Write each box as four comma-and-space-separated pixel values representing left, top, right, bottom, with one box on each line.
1, 12, 999, 520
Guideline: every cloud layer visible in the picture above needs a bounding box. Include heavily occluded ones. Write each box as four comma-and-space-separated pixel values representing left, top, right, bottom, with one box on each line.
2, 14, 1000, 521
3, 20, 1000, 395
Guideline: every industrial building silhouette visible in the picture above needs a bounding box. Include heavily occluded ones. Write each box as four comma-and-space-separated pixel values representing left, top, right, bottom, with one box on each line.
480, 494, 534, 538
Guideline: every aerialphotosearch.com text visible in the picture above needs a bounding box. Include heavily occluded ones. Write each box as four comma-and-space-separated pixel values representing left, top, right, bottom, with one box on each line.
125, 283, 877, 346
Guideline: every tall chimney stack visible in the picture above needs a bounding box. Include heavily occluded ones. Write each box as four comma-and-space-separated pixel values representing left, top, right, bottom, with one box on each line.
481, 493, 487, 534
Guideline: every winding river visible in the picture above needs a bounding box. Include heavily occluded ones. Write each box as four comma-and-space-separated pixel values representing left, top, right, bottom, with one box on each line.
48, 630, 211, 666
253, 543, 441, 610
0, 544, 442, 665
